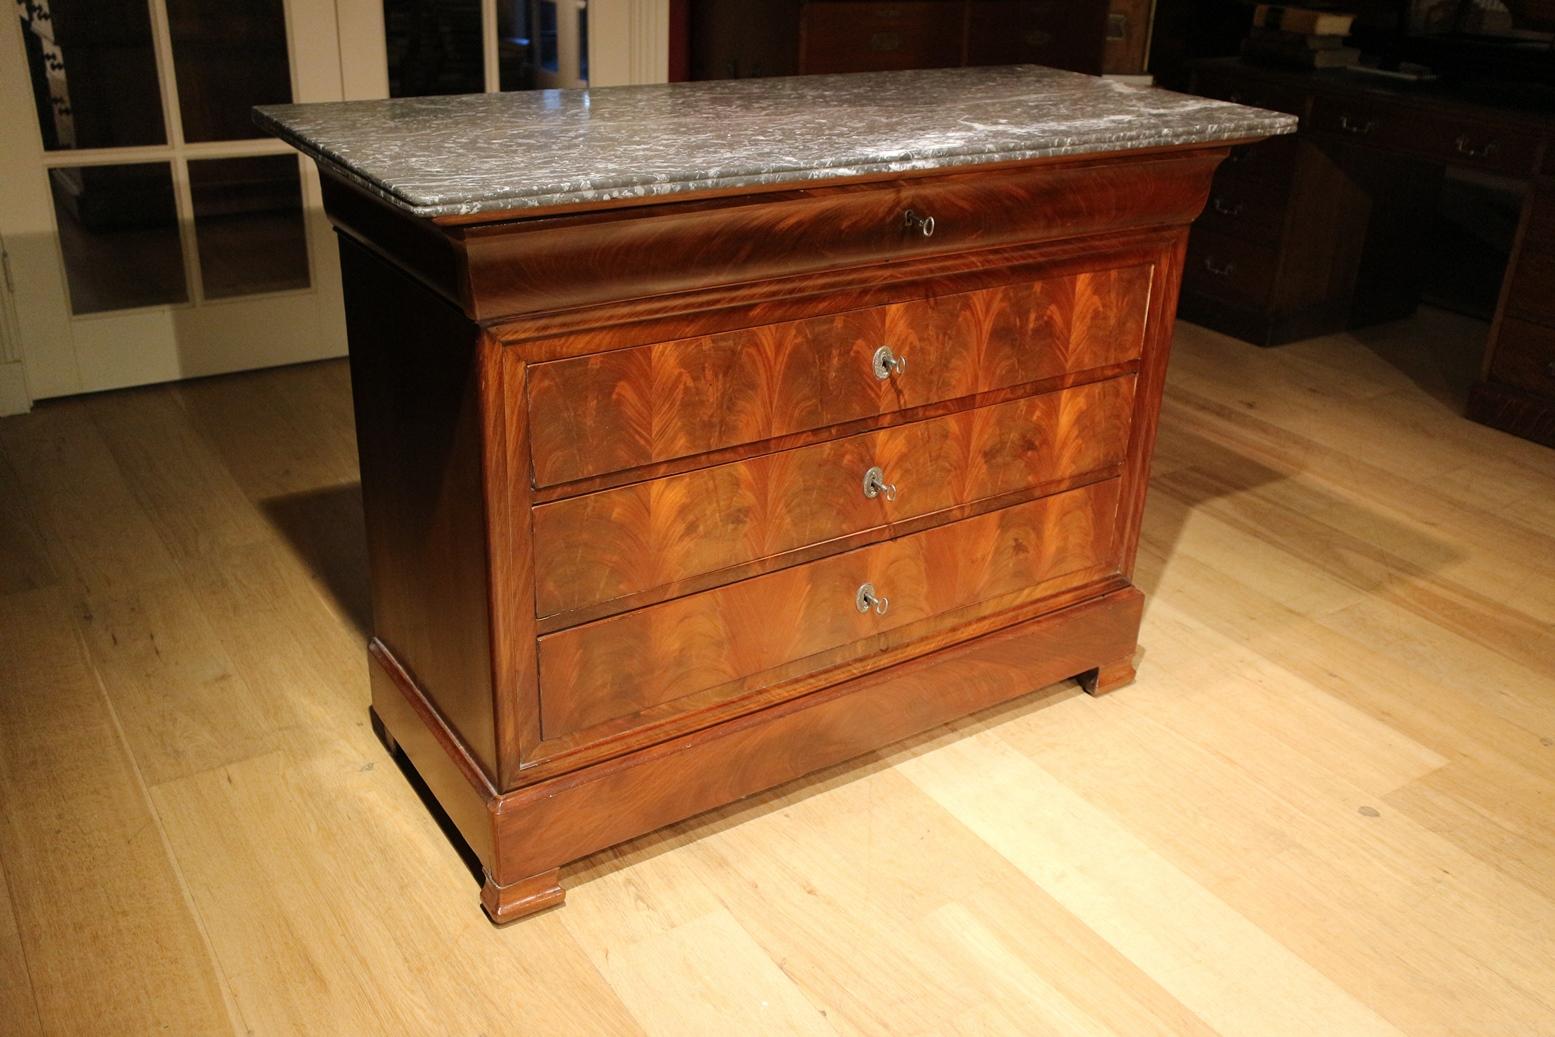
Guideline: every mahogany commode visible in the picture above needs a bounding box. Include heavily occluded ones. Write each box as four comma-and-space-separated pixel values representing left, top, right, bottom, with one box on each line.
258, 66, 1292, 922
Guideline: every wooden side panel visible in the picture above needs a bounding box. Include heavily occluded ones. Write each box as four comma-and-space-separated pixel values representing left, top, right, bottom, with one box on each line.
478, 336, 542, 783
1114, 235, 1181, 580
538, 479, 1121, 741
532, 375, 1136, 619
342, 238, 501, 781
527, 266, 1151, 486
493, 587, 1145, 886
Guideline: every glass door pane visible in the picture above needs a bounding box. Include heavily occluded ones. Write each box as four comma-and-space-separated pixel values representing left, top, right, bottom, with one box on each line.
48, 162, 186, 314
497, 0, 534, 90
16, 0, 166, 149
1, 0, 348, 399
188, 155, 310, 299
382, 0, 484, 96
165, 0, 293, 142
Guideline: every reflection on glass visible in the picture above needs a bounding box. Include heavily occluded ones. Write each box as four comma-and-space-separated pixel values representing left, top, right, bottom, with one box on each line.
497, 0, 535, 90
383, 0, 484, 97
165, 0, 293, 142
189, 156, 310, 299
17, 0, 166, 150
50, 163, 186, 314
538, 1, 558, 72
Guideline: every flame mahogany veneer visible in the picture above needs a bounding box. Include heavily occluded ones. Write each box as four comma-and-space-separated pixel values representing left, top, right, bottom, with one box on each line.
330, 145, 1236, 922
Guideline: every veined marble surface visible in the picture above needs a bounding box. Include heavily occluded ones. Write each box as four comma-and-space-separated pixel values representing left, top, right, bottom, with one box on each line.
256, 65, 1294, 219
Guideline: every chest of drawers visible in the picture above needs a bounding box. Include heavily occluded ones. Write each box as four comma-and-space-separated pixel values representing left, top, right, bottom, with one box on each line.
260, 66, 1289, 922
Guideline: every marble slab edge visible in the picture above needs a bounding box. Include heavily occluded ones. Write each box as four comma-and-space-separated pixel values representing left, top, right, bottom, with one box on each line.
255, 69, 1293, 220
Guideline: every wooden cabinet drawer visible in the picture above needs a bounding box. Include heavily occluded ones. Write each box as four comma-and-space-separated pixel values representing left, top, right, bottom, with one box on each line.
1491, 318, 1555, 395
1183, 228, 1277, 307
460, 154, 1217, 320
536, 478, 1122, 743
1198, 175, 1286, 244
1522, 181, 1555, 253
1218, 135, 1299, 188
533, 376, 1136, 620
1505, 248, 1555, 326
1311, 95, 1542, 177
799, 2, 964, 73
1194, 71, 1308, 118
527, 265, 1151, 486
1397, 111, 1542, 178
1308, 95, 1387, 143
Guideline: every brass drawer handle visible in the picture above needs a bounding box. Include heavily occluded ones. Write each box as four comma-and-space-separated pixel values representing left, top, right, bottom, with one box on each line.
855, 582, 889, 616
1203, 257, 1237, 278
902, 208, 935, 237
1211, 196, 1244, 218
1338, 113, 1375, 136
872, 345, 908, 379
1455, 135, 1499, 160
862, 464, 898, 502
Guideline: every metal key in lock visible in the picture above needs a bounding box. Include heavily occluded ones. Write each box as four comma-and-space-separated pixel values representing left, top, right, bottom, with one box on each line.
862, 464, 898, 502
855, 582, 889, 616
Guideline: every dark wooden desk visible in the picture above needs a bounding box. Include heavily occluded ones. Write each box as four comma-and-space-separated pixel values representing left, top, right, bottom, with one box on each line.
1182, 58, 1555, 447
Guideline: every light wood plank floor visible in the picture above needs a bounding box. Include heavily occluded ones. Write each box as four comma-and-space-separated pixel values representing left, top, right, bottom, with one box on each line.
2, 310, 1553, 1035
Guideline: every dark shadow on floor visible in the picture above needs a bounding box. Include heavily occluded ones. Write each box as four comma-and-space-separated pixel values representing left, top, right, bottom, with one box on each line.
261, 482, 373, 637
385, 737, 487, 888
1329, 306, 1487, 412
557, 678, 1086, 902
1136, 417, 1467, 612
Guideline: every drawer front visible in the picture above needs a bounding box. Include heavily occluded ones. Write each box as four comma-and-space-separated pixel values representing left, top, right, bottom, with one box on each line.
1311, 95, 1542, 177
1394, 111, 1542, 178
1505, 248, 1555, 326
1183, 228, 1277, 307
799, 2, 965, 73
532, 376, 1136, 619
537, 478, 1122, 742
1194, 71, 1309, 119
1308, 95, 1387, 143
1198, 175, 1286, 244
1491, 318, 1555, 395
461, 154, 1218, 320
1523, 182, 1555, 251
1219, 136, 1299, 188
527, 265, 1151, 486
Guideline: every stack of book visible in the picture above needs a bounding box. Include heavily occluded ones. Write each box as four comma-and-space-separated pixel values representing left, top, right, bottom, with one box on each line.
1242, 5, 1360, 69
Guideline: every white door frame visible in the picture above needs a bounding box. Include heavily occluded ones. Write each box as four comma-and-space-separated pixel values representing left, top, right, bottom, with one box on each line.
1, 0, 668, 410
338, 0, 668, 96
587, 0, 669, 87
0, 0, 349, 405
0, 232, 28, 416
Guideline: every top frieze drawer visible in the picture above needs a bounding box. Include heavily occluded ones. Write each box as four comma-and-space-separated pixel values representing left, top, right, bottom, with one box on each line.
453, 154, 1219, 320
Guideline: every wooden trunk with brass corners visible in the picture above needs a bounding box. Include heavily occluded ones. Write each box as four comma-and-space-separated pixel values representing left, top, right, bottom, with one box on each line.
327, 144, 1240, 922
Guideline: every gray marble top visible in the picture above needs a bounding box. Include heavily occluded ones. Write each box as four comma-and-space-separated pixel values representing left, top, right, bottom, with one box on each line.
256, 65, 1294, 219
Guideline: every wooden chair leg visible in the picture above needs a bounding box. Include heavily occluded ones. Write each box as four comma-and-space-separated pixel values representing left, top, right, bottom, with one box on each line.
1078, 657, 1137, 697
481, 868, 565, 924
